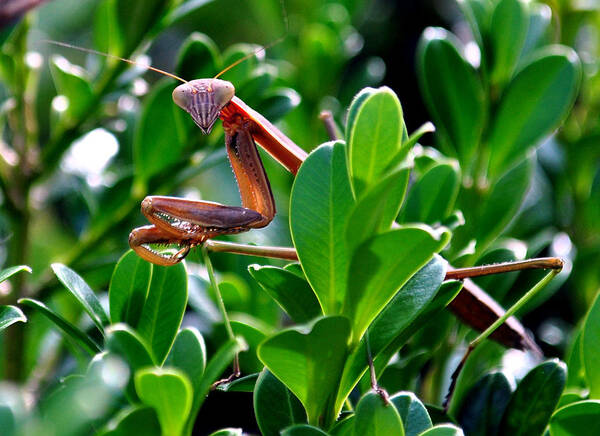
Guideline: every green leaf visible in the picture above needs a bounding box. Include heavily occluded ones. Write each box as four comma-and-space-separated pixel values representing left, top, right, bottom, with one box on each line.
418, 27, 485, 172
134, 79, 188, 183
163, 0, 216, 27
335, 256, 449, 412
256, 89, 302, 122
0, 265, 31, 283
52, 263, 109, 334
583, 292, 600, 398
400, 162, 460, 225
346, 88, 377, 140
0, 305, 26, 331
456, 372, 512, 436
165, 327, 206, 406
353, 392, 404, 436
254, 369, 307, 436
258, 316, 351, 427
343, 226, 450, 341
347, 87, 404, 196
137, 262, 188, 364
216, 373, 258, 392
390, 392, 432, 436
475, 155, 534, 254
499, 359, 566, 435
106, 324, 154, 369
109, 250, 152, 327
281, 424, 330, 436
175, 32, 220, 80
346, 166, 410, 251
248, 265, 322, 323
489, 0, 528, 85
99, 406, 161, 436
113, 0, 171, 55
549, 400, 600, 436
209, 429, 243, 436
388, 122, 436, 167
135, 367, 192, 436
487, 46, 581, 179
49, 56, 94, 121
419, 424, 464, 436
290, 142, 355, 315
18, 298, 100, 355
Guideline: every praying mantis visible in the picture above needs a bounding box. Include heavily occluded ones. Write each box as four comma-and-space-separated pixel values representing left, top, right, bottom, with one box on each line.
48, 41, 562, 358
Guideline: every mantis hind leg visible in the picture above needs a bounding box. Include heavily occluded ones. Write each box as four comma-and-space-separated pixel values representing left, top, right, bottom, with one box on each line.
128, 196, 268, 266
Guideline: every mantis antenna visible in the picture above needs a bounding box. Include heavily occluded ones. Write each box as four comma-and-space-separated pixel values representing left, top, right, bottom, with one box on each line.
42, 40, 189, 83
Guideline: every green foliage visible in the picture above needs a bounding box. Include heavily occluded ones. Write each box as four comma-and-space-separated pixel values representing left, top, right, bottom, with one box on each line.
0, 0, 595, 434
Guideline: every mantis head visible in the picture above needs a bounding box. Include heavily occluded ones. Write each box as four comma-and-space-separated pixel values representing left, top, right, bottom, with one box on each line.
172, 79, 235, 135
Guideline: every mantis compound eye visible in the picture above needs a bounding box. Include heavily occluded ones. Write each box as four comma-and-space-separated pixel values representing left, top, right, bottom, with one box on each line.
172, 79, 235, 135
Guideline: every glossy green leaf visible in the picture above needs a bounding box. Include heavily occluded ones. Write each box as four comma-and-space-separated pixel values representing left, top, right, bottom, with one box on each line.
137, 262, 188, 364
419, 424, 464, 436
387, 122, 436, 168
583, 291, 600, 398
49, 56, 94, 121
346, 88, 377, 140
165, 327, 206, 409
346, 166, 410, 251
549, 400, 600, 436
99, 406, 161, 436
566, 327, 586, 389
254, 369, 307, 436
163, 0, 215, 27
457, 0, 491, 56
109, 250, 152, 327
0, 265, 31, 283
290, 142, 355, 314
258, 316, 351, 427
209, 429, 243, 436
487, 47, 581, 179
106, 324, 154, 369
52, 263, 109, 333
457, 372, 512, 436
343, 226, 449, 341
281, 424, 330, 436
489, 0, 528, 85
400, 162, 460, 225
335, 256, 448, 412
347, 87, 404, 196
499, 359, 566, 435
418, 27, 485, 172
216, 373, 258, 392
248, 264, 322, 323
134, 79, 188, 183
135, 367, 192, 436
0, 305, 26, 331
330, 415, 355, 436
18, 298, 100, 355
257, 89, 302, 122
475, 155, 534, 254
353, 392, 404, 436
175, 32, 220, 80
390, 392, 432, 436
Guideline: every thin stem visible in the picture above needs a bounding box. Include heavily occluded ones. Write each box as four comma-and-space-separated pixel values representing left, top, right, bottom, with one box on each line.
470, 269, 560, 348
443, 269, 560, 411
201, 245, 235, 341
366, 332, 390, 405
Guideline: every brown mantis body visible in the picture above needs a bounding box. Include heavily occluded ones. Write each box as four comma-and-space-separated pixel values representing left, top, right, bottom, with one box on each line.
128, 79, 306, 266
